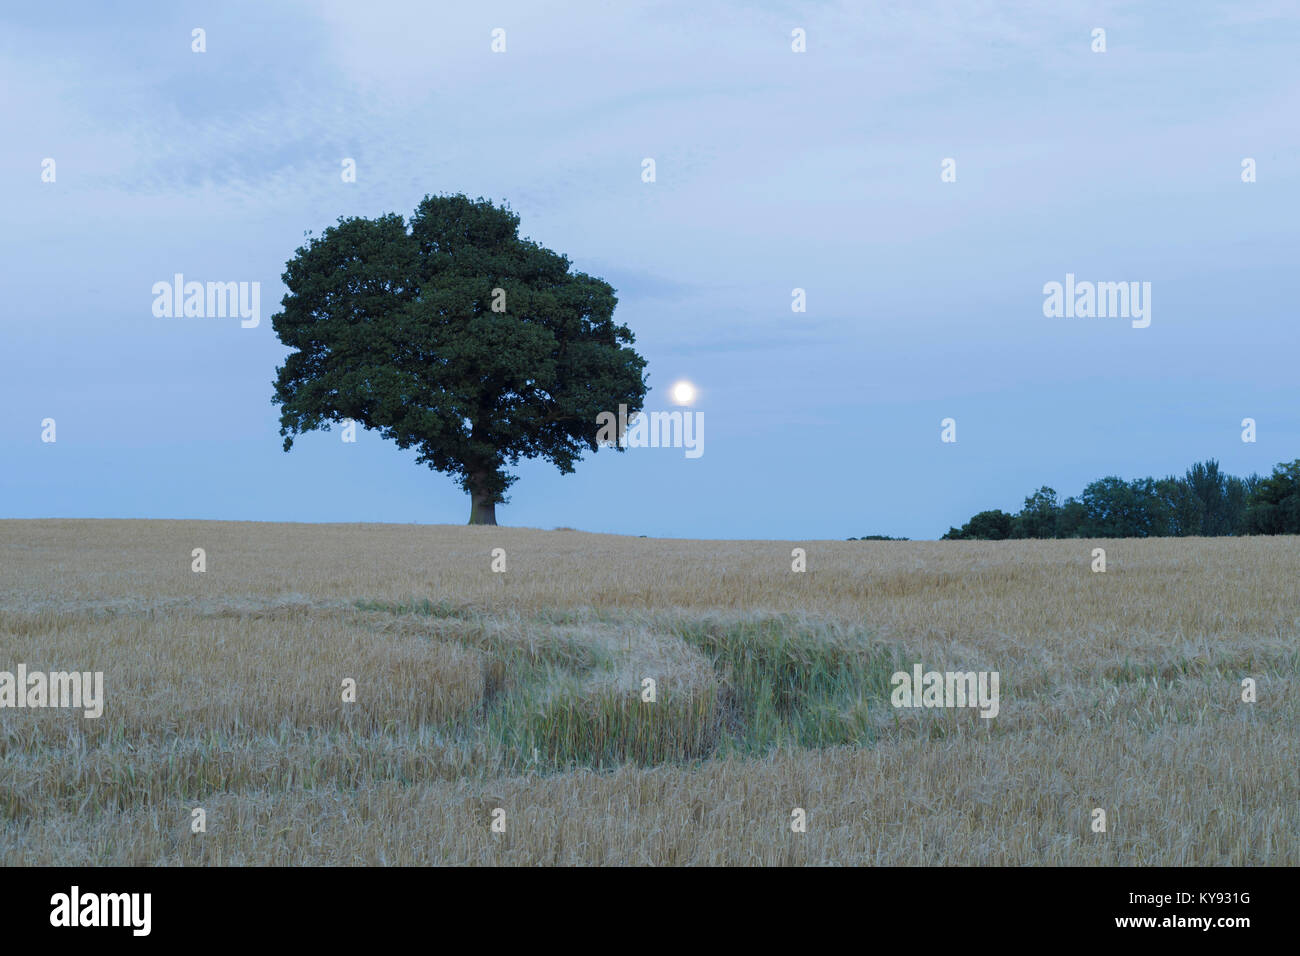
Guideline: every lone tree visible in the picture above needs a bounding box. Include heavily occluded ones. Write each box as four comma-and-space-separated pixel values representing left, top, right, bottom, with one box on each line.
271, 194, 648, 524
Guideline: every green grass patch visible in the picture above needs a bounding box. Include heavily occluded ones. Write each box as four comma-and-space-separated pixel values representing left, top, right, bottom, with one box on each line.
671, 616, 901, 752
356, 602, 903, 771
354, 598, 476, 619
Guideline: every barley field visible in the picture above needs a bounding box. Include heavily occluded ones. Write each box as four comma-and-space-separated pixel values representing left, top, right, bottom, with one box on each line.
1, 519, 1296, 865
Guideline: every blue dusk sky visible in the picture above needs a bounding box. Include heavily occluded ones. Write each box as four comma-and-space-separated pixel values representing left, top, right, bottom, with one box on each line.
2, 1, 1297, 539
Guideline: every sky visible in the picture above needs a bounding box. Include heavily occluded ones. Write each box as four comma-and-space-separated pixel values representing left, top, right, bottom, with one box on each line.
2, 0, 1297, 539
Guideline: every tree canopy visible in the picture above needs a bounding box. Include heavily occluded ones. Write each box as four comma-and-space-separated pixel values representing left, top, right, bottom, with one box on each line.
271, 194, 648, 524
941, 458, 1298, 539
1244, 459, 1300, 534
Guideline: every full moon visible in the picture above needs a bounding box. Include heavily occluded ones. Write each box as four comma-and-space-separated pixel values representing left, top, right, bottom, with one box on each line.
671, 381, 697, 405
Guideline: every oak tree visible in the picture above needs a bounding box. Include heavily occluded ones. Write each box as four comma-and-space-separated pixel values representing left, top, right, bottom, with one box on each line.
272, 194, 648, 524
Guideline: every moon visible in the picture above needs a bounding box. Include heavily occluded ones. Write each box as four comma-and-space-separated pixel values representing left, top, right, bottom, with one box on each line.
670, 380, 697, 406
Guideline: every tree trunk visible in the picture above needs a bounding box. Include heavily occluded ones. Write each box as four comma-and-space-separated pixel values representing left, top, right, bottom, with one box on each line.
468, 476, 498, 525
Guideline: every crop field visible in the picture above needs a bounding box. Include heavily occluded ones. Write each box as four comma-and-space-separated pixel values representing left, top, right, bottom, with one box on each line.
1, 519, 1296, 865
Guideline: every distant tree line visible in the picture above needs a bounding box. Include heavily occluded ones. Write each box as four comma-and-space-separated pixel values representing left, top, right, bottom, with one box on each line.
941, 458, 1300, 540
847, 534, 910, 541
